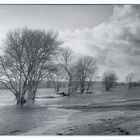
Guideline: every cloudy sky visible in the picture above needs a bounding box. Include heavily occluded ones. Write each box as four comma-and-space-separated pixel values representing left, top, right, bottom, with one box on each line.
0, 5, 140, 82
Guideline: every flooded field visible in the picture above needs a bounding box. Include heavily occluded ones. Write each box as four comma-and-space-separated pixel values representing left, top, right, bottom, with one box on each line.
0, 87, 140, 135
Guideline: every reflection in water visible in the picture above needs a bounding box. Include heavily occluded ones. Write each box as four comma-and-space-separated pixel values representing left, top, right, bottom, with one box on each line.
0, 104, 76, 135
0, 88, 56, 105
0, 88, 74, 135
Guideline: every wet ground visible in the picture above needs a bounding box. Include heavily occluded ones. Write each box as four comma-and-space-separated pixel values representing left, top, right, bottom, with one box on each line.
0, 87, 140, 135
1, 99, 140, 135
0, 103, 77, 135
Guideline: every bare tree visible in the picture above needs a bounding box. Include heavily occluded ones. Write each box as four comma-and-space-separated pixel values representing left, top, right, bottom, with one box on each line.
27, 63, 58, 102
48, 64, 64, 92
125, 73, 135, 89
57, 48, 74, 96
102, 71, 118, 91
71, 64, 80, 93
76, 56, 97, 93
86, 60, 97, 93
0, 28, 61, 105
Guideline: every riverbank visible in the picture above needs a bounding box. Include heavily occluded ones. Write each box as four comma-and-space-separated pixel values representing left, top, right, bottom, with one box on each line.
0, 87, 140, 135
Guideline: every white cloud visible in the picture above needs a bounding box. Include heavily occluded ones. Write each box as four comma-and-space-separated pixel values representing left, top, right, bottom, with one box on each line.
59, 5, 140, 81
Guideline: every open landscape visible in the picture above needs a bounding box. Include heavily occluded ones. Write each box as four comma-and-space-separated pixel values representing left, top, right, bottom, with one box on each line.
0, 4, 140, 136
0, 86, 140, 135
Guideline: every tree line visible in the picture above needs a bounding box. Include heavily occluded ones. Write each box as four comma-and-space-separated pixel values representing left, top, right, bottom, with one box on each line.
0, 27, 139, 105
0, 28, 98, 105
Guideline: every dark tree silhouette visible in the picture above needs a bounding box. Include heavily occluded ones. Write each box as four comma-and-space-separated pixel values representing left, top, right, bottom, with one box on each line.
76, 56, 97, 93
0, 28, 62, 105
102, 71, 118, 91
57, 48, 74, 96
125, 73, 135, 89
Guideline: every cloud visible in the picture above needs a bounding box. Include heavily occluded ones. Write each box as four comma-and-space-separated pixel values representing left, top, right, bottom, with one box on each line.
59, 5, 140, 81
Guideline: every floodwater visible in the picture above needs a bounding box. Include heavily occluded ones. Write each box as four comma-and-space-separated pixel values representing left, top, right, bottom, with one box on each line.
0, 88, 57, 105
0, 87, 140, 135
0, 88, 76, 135
0, 104, 78, 135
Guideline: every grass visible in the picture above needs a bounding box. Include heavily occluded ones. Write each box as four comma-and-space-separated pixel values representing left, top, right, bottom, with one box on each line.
0, 86, 140, 135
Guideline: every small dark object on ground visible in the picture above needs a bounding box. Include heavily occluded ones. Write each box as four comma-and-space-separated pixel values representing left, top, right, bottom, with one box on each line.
9, 130, 20, 134
125, 131, 130, 135
21, 98, 27, 104
36, 96, 55, 99
87, 91, 93, 94
116, 128, 130, 135
69, 128, 73, 131
100, 119, 106, 121
57, 92, 68, 96
56, 133, 63, 135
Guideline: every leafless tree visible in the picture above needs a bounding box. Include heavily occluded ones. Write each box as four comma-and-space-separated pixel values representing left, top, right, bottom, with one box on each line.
76, 56, 97, 93
48, 64, 64, 92
0, 28, 61, 105
102, 71, 118, 91
70, 64, 80, 93
86, 61, 97, 93
125, 73, 135, 89
57, 48, 74, 96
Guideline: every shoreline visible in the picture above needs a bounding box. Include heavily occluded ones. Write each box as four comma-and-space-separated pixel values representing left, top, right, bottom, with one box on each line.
0, 89, 140, 135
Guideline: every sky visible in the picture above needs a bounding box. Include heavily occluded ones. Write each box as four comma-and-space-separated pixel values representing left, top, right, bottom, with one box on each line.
0, 5, 140, 82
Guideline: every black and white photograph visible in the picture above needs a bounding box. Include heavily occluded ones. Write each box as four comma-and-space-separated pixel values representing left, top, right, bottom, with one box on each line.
0, 3, 140, 136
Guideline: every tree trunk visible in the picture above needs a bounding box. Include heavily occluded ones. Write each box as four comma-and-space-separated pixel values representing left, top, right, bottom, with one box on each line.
16, 94, 26, 105
129, 79, 132, 89
73, 81, 79, 93
27, 79, 39, 103
56, 84, 60, 92
30, 90, 36, 102
80, 81, 85, 93
55, 81, 60, 92
105, 81, 111, 91
16, 96, 20, 105
67, 77, 72, 96
28, 85, 37, 103
87, 81, 91, 93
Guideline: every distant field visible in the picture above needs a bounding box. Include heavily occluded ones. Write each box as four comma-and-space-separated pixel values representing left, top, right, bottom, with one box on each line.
55, 86, 140, 107
0, 86, 140, 106
0, 86, 140, 135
